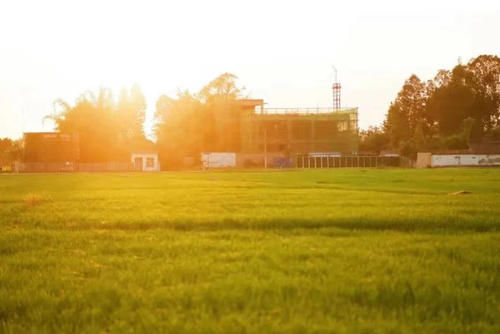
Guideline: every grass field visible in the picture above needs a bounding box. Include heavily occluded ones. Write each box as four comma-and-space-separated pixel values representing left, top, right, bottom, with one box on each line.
1, 168, 499, 333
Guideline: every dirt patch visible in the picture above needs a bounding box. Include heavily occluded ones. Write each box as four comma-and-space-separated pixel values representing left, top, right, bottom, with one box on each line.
449, 190, 472, 195
24, 193, 44, 207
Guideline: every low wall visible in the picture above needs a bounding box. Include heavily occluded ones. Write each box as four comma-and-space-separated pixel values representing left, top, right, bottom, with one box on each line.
424, 154, 500, 167
77, 162, 134, 172
16, 162, 135, 172
416, 152, 432, 168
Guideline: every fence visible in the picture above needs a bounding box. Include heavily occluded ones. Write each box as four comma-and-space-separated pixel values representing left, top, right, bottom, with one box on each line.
296, 155, 400, 168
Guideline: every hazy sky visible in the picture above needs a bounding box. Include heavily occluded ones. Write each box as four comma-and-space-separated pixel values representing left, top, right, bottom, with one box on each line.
1, 0, 499, 139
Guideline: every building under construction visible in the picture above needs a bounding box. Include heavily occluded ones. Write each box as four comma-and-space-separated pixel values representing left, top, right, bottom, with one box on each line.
237, 100, 358, 155
209, 78, 358, 161
208, 98, 359, 166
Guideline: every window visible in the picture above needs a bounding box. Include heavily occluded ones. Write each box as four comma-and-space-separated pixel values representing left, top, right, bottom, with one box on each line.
146, 157, 155, 168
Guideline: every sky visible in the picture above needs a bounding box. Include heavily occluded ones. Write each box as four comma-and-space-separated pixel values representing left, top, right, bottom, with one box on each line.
1, 0, 499, 139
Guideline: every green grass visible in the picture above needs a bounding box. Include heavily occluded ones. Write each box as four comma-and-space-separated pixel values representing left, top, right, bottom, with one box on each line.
0, 168, 499, 333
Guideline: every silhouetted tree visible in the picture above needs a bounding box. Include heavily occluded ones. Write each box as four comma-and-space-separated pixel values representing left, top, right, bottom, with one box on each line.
359, 126, 389, 154
199, 73, 243, 102
117, 84, 147, 148
0, 138, 22, 165
155, 73, 245, 169
384, 75, 429, 148
49, 86, 148, 162
427, 55, 500, 139
155, 91, 205, 168
381, 54, 500, 155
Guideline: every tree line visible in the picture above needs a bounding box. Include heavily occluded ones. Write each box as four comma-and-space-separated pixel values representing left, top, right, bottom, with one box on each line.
360, 55, 500, 157
1, 55, 499, 167
24, 73, 244, 168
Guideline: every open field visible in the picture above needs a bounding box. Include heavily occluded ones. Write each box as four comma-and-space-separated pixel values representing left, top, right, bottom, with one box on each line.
1, 168, 499, 333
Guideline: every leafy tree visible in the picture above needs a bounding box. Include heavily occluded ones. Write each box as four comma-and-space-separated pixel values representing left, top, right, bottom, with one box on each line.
398, 139, 417, 160
155, 73, 245, 169
384, 75, 429, 148
117, 84, 147, 147
464, 55, 500, 133
414, 120, 426, 151
50, 89, 119, 162
426, 65, 476, 136
0, 138, 22, 165
359, 126, 389, 154
486, 126, 500, 140
382, 54, 500, 156
199, 73, 243, 102
427, 56, 500, 139
437, 117, 475, 150
384, 102, 409, 148
155, 91, 205, 168
48, 86, 148, 162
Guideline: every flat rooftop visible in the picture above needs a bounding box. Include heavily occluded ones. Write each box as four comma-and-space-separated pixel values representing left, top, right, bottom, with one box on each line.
262, 107, 357, 115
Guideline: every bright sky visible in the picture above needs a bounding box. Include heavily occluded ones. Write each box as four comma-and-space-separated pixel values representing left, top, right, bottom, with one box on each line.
1, 0, 499, 139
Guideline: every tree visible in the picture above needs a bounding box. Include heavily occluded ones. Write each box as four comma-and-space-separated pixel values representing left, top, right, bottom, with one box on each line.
155, 73, 245, 169
0, 138, 22, 165
414, 120, 426, 151
426, 65, 476, 136
128, 83, 147, 139
48, 86, 148, 162
199, 73, 245, 152
199, 73, 243, 102
384, 102, 409, 148
426, 56, 500, 139
117, 84, 147, 147
384, 75, 429, 148
155, 91, 206, 168
465, 55, 500, 133
359, 126, 389, 154
382, 54, 500, 156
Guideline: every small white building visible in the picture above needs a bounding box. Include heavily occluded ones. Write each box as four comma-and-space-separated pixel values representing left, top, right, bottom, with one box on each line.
131, 152, 160, 171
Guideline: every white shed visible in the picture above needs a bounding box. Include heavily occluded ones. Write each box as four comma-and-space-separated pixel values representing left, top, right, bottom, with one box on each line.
131, 152, 160, 171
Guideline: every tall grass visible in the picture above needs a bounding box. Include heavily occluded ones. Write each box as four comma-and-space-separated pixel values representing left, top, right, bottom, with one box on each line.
0, 169, 499, 333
